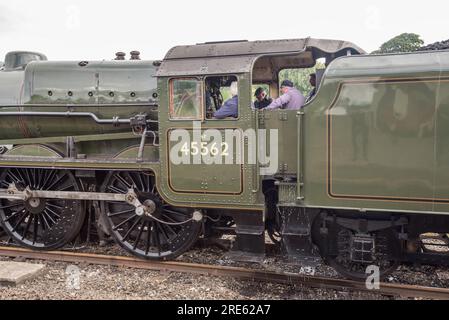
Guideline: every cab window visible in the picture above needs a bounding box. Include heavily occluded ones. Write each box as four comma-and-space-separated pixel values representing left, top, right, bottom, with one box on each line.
169, 78, 203, 120
205, 75, 238, 120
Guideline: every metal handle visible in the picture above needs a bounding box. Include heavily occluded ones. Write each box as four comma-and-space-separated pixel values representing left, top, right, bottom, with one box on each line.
297, 111, 305, 201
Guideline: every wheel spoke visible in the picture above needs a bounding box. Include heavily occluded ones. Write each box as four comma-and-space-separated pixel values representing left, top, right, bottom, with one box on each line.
112, 214, 138, 231
124, 172, 138, 189
45, 172, 67, 190
108, 185, 127, 194
122, 217, 142, 242
38, 215, 47, 231
133, 221, 146, 250
160, 216, 179, 237
114, 173, 133, 190
40, 170, 55, 190
158, 224, 171, 243
31, 169, 37, 189
46, 206, 62, 219
35, 169, 42, 189
14, 168, 27, 185
163, 209, 189, 221
11, 211, 29, 233
4, 208, 26, 223
154, 223, 162, 256
40, 212, 52, 230
32, 216, 38, 244
56, 180, 74, 191
0, 180, 10, 188
43, 210, 57, 225
0, 203, 24, 210
46, 202, 64, 211
7, 170, 22, 184
146, 174, 152, 193
108, 208, 135, 218
162, 212, 185, 224
145, 221, 151, 255
21, 215, 33, 240
24, 169, 33, 187
136, 173, 145, 192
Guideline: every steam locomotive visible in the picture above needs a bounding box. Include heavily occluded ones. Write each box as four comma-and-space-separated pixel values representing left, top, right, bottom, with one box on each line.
1, 38, 449, 280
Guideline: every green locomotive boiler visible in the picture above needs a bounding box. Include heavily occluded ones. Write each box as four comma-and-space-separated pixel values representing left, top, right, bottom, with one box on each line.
0, 39, 448, 279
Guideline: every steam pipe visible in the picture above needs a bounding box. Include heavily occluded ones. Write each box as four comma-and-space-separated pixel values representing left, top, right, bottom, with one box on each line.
0, 111, 158, 124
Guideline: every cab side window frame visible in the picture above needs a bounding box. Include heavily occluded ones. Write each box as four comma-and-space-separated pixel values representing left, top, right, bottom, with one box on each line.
205, 75, 240, 121
169, 77, 204, 121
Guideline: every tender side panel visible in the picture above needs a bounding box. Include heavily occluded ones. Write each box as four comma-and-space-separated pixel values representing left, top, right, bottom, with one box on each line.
329, 79, 437, 206
303, 51, 449, 214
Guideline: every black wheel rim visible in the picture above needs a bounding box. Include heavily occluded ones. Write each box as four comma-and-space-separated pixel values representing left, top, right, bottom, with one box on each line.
101, 171, 201, 260
0, 168, 85, 249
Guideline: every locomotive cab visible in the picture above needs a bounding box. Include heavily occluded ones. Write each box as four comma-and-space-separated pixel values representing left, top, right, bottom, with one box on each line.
251, 41, 364, 179
155, 39, 366, 262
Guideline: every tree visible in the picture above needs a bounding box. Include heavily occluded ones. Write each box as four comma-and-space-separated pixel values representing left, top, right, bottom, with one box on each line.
372, 33, 424, 54
278, 61, 326, 94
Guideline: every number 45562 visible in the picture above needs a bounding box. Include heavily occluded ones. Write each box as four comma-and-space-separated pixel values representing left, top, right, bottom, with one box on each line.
180, 142, 229, 157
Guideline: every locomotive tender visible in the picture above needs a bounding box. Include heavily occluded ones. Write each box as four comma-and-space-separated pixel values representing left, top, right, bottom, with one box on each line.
1, 38, 448, 279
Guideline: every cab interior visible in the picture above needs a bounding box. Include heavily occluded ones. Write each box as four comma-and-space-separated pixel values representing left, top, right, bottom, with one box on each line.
250, 48, 347, 103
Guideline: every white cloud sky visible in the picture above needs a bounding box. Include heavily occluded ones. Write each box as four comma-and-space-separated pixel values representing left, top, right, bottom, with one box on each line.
0, 0, 448, 61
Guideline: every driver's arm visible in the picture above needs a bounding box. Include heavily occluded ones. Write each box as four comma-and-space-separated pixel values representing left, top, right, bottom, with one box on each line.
214, 96, 238, 119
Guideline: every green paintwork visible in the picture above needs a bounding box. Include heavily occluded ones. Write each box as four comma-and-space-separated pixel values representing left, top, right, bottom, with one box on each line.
157, 74, 262, 209
261, 110, 298, 175
5, 144, 62, 158
0, 60, 158, 140
301, 50, 449, 214
167, 129, 243, 194
114, 145, 159, 161
3, 39, 449, 215
24, 61, 157, 105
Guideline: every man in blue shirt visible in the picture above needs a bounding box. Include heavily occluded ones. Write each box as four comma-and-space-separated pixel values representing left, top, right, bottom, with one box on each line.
214, 82, 238, 119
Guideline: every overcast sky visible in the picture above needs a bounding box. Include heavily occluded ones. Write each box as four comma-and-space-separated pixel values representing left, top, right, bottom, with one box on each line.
0, 0, 448, 61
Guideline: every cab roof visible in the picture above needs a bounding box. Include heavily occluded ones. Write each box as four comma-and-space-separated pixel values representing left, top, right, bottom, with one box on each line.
156, 38, 365, 77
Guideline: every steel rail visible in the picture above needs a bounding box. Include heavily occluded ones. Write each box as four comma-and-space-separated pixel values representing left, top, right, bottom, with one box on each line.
0, 246, 448, 299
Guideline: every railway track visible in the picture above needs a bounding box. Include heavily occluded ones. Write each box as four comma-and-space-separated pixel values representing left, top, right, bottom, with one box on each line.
0, 246, 448, 300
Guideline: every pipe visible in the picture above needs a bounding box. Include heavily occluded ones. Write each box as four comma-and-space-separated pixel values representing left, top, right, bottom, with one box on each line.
0, 103, 157, 108
0, 111, 158, 124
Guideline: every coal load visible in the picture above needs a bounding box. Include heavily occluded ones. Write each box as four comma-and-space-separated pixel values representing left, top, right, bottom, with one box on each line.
419, 40, 449, 51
